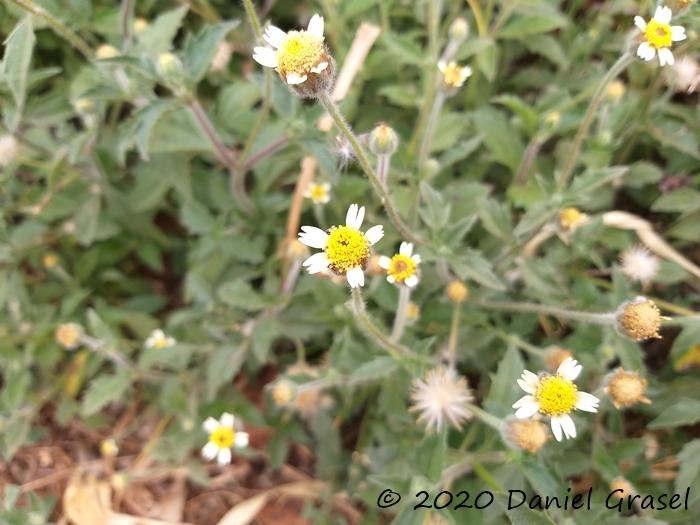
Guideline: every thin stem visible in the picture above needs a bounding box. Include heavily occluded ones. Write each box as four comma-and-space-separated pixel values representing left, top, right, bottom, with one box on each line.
318, 91, 420, 244
556, 52, 633, 190
187, 99, 254, 214
120, 0, 134, 50
465, 403, 502, 431
243, 135, 290, 171
349, 288, 414, 360
417, 90, 446, 172
241, 0, 263, 40
8, 0, 93, 58
390, 286, 411, 342
237, 71, 273, 169
376, 154, 390, 185
466, 0, 488, 37
474, 299, 616, 326
446, 304, 461, 368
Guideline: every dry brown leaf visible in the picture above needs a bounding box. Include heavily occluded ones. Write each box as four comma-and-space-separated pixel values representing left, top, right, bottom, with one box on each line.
63, 473, 112, 525
109, 513, 194, 525
215, 492, 270, 525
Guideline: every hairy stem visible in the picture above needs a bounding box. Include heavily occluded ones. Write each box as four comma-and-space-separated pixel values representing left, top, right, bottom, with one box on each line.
417, 90, 446, 171
556, 52, 633, 190
8, 0, 92, 58
241, 0, 263, 40
390, 286, 411, 342
318, 91, 420, 244
473, 299, 617, 326
447, 303, 461, 368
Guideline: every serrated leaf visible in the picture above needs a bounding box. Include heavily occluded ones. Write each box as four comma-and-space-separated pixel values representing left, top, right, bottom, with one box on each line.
184, 20, 239, 82
500, 13, 568, 39
206, 345, 246, 400
350, 357, 397, 382
218, 280, 268, 311
472, 108, 524, 174
81, 373, 132, 415
452, 251, 506, 291
136, 5, 189, 55
483, 346, 525, 416
675, 439, 700, 495
419, 181, 450, 230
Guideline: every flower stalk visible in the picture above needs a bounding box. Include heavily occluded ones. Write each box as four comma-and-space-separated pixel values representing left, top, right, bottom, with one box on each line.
473, 299, 617, 326
390, 286, 411, 342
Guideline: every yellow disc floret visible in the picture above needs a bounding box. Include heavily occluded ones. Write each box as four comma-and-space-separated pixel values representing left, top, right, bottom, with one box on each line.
210, 426, 235, 449
277, 32, 325, 76
645, 19, 673, 49
534, 375, 578, 416
387, 254, 417, 283
325, 226, 370, 274
441, 62, 465, 87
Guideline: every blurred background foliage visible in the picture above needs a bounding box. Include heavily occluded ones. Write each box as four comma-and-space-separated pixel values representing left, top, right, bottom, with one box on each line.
0, 0, 700, 523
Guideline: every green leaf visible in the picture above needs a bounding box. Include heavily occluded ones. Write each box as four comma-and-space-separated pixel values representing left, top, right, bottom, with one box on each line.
472, 108, 524, 174
675, 439, 700, 497
218, 280, 268, 311
136, 5, 189, 55
206, 345, 246, 400
184, 20, 240, 82
477, 197, 513, 241
452, 250, 506, 291
651, 187, 700, 214
483, 346, 525, 417
380, 34, 423, 66
475, 38, 498, 81
73, 197, 101, 246
81, 373, 132, 416
418, 182, 450, 230
1, 17, 35, 127
648, 398, 700, 428
350, 357, 398, 382
499, 13, 568, 39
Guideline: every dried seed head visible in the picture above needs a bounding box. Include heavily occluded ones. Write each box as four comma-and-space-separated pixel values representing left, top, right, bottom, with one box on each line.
502, 417, 549, 453
604, 368, 651, 409
543, 347, 573, 372
55, 323, 84, 350
616, 297, 662, 341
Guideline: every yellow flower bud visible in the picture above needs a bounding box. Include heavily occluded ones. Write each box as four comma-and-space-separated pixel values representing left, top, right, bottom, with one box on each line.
448, 17, 469, 42
558, 207, 588, 231
368, 123, 399, 156
42, 252, 59, 269
95, 44, 119, 60
606, 80, 626, 101
446, 280, 469, 304
55, 323, 84, 350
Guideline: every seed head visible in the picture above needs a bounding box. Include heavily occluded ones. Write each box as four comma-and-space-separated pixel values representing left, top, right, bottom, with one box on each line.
616, 297, 662, 341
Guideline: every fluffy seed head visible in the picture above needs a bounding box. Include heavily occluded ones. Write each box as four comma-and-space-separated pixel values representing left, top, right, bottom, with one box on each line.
409, 367, 474, 432
620, 245, 659, 284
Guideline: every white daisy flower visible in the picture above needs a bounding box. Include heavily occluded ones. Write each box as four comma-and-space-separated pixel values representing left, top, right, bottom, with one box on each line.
145, 329, 176, 350
201, 412, 249, 465
619, 245, 659, 284
304, 181, 331, 205
634, 6, 686, 67
437, 61, 472, 90
298, 203, 384, 288
512, 357, 599, 441
252, 14, 334, 96
378, 242, 421, 288
410, 367, 474, 432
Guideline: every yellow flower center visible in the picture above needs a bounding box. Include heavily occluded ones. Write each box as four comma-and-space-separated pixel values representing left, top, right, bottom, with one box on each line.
441, 62, 465, 87
152, 336, 169, 349
309, 185, 328, 203
277, 32, 325, 75
559, 207, 585, 230
534, 375, 578, 416
210, 426, 235, 449
645, 20, 673, 49
325, 225, 370, 274
387, 254, 417, 283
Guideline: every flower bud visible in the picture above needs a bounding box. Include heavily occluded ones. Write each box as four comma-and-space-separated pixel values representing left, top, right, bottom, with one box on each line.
0, 135, 20, 167
606, 80, 626, 101
501, 417, 549, 453
406, 301, 420, 322
558, 207, 588, 231
133, 17, 149, 34
95, 44, 120, 60
156, 53, 187, 96
271, 380, 295, 407
603, 368, 651, 409
55, 323, 84, 350
448, 17, 469, 43
446, 280, 469, 304
616, 297, 662, 341
42, 252, 59, 269
368, 123, 399, 156
100, 438, 119, 458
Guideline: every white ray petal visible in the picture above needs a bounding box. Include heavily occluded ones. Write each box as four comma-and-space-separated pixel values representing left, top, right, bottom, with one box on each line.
345, 204, 360, 229
307, 14, 324, 37
203, 417, 219, 433
399, 242, 413, 256
346, 266, 365, 288
310, 61, 329, 73
637, 42, 655, 61
557, 357, 581, 380
378, 256, 391, 269
671, 25, 686, 41
386, 275, 396, 284
364, 225, 384, 245
514, 401, 540, 419
252, 47, 278, 68
558, 414, 577, 439
298, 226, 328, 248
654, 6, 672, 25
634, 16, 647, 31
217, 448, 232, 465
201, 442, 218, 460
411, 254, 421, 264
302, 252, 330, 273
512, 394, 535, 409
263, 25, 286, 48
220, 412, 235, 428
550, 417, 563, 441
658, 47, 674, 66
405, 274, 419, 288
235, 432, 250, 448
286, 72, 308, 85
576, 391, 600, 412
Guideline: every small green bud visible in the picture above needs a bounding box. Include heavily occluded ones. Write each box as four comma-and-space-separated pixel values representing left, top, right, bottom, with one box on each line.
156, 52, 187, 96
448, 17, 469, 43
368, 123, 399, 156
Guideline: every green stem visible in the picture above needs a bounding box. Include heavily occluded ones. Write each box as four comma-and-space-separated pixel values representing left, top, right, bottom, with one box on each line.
238, 71, 272, 169
120, 0, 134, 50
350, 288, 413, 360
243, 135, 290, 171
8, 0, 92, 58
465, 403, 502, 431
241, 0, 263, 40
466, 0, 488, 37
390, 286, 411, 342
318, 92, 420, 244
556, 52, 633, 190
187, 99, 254, 214
376, 154, 391, 185
473, 299, 616, 326
418, 90, 446, 172
447, 303, 461, 368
